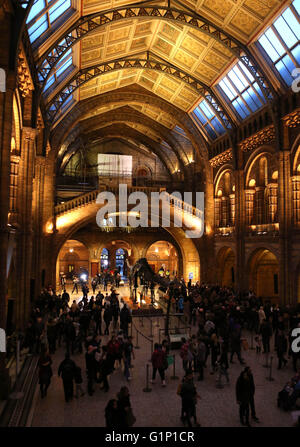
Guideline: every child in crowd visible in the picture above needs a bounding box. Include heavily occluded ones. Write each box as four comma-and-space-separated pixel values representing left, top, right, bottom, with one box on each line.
255, 335, 262, 354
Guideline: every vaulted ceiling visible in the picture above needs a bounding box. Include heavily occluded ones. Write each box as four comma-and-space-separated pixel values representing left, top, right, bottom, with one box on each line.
23, 0, 290, 176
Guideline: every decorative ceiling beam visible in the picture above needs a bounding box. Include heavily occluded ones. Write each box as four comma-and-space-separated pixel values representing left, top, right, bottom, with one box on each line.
36, 3, 243, 88
45, 54, 233, 132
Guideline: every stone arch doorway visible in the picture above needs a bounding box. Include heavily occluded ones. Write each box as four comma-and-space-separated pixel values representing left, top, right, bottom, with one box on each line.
134, 166, 152, 187
216, 247, 235, 287
56, 239, 89, 287
100, 247, 109, 271
99, 239, 132, 277
145, 241, 179, 277
248, 248, 279, 303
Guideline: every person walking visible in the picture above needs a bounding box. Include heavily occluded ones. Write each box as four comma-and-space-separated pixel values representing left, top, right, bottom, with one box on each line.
123, 336, 134, 381
103, 304, 112, 335
230, 327, 245, 365
244, 366, 259, 423
64, 315, 76, 356
217, 342, 230, 386
117, 386, 136, 427
120, 304, 131, 337
179, 370, 201, 427
58, 353, 76, 402
91, 277, 97, 294
72, 276, 79, 294
98, 346, 111, 392
236, 370, 252, 427
38, 350, 53, 398
47, 318, 57, 355
150, 343, 167, 386
210, 333, 220, 374
195, 338, 206, 381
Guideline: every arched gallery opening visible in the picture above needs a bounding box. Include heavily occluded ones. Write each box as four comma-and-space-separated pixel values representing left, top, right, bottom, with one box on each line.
56, 239, 89, 286
99, 240, 131, 277
146, 241, 179, 276
217, 247, 235, 287
248, 249, 279, 303
100, 248, 109, 271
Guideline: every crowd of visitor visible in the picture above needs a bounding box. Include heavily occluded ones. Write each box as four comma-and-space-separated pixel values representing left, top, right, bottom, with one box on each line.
19, 275, 300, 427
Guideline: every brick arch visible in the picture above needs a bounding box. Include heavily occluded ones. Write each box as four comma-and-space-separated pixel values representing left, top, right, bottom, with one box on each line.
55, 107, 190, 171
55, 238, 90, 286
142, 238, 183, 278
214, 166, 235, 197
246, 247, 279, 301
59, 125, 177, 176
291, 134, 300, 173
52, 210, 201, 282
215, 246, 236, 287
97, 238, 138, 264
49, 87, 209, 161
244, 145, 277, 187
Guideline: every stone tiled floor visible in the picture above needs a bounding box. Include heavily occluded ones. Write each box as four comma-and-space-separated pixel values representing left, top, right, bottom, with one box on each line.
30, 286, 297, 427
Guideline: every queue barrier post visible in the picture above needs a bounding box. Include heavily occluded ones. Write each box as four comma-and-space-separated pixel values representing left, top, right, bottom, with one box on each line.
143, 363, 152, 392
135, 327, 140, 349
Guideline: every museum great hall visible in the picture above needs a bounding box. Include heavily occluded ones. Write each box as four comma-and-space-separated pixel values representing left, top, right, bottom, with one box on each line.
0, 0, 300, 334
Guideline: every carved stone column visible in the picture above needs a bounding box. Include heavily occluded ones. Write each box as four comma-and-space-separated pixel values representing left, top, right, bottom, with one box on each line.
291, 176, 300, 225
229, 193, 236, 227
244, 189, 255, 226
221, 196, 229, 227
0, 81, 14, 387
31, 156, 46, 296
278, 150, 293, 304
15, 127, 37, 329
214, 197, 221, 229
254, 186, 265, 225
234, 170, 247, 292
267, 183, 278, 223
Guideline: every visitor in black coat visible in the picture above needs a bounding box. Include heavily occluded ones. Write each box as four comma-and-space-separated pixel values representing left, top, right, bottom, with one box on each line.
58, 353, 76, 402
105, 399, 122, 428
236, 370, 252, 426
104, 305, 112, 335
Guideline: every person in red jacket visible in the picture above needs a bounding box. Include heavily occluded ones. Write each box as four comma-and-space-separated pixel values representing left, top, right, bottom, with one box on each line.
150, 343, 167, 386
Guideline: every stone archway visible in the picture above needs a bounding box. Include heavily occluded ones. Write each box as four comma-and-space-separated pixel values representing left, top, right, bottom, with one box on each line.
216, 247, 235, 287
248, 248, 279, 303
56, 239, 90, 288
145, 241, 179, 276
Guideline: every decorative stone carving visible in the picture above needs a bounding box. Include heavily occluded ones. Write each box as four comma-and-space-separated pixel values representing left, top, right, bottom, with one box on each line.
239, 125, 275, 152
283, 109, 300, 128
209, 148, 233, 167
17, 46, 34, 98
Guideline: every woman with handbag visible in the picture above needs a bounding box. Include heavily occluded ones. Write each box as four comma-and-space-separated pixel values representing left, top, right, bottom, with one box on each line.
117, 386, 136, 427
